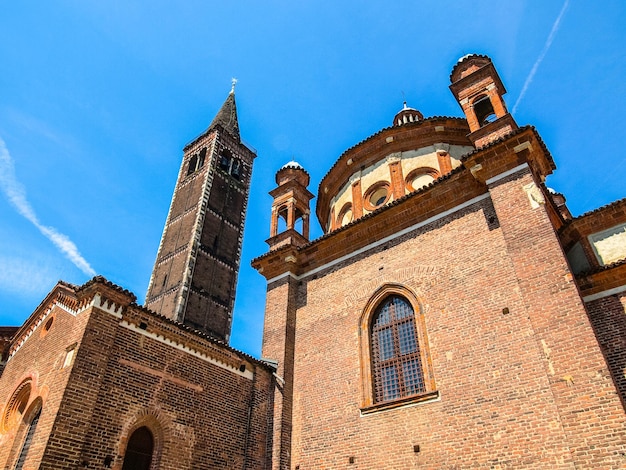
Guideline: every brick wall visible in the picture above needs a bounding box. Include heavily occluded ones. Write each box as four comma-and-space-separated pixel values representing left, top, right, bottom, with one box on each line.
0, 285, 91, 470
585, 293, 626, 408
1, 280, 274, 470
261, 169, 626, 468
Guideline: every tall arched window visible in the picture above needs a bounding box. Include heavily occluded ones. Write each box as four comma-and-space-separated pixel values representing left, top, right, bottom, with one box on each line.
371, 296, 425, 402
360, 287, 437, 412
14, 406, 41, 470
122, 426, 154, 470
197, 147, 206, 170
231, 158, 242, 179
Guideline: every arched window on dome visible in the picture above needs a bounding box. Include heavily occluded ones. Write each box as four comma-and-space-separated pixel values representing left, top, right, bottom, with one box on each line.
363, 182, 391, 212
360, 287, 437, 412
336, 202, 353, 228
405, 167, 441, 193
122, 426, 154, 470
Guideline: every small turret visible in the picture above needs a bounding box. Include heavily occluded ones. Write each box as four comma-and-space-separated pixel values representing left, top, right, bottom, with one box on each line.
267, 161, 315, 251
393, 102, 423, 127
449, 54, 517, 148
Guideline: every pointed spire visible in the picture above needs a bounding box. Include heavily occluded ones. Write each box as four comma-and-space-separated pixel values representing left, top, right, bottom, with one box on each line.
209, 83, 240, 141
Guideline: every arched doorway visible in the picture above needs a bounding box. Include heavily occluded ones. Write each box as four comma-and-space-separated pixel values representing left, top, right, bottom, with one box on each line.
121, 426, 154, 470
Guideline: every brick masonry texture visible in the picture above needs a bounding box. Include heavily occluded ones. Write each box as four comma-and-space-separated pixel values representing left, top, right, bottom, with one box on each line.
0, 281, 274, 470
585, 293, 626, 408
261, 182, 626, 468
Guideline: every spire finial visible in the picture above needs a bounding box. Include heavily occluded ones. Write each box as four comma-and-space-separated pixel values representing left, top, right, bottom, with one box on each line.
230, 77, 238, 94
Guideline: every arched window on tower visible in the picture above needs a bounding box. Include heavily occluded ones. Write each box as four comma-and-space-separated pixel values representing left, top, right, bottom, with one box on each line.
276, 205, 288, 233
293, 208, 304, 234
198, 147, 206, 170
219, 149, 232, 172
187, 154, 198, 176
231, 158, 242, 179
473, 95, 497, 127
121, 426, 154, 470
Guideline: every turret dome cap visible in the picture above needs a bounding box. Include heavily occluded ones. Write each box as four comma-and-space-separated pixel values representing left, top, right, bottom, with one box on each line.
281, 160, 305, 170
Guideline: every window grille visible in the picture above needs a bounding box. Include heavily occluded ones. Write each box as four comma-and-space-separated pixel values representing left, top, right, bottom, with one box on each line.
14, 408, 41, 470
371, 296, 425, 402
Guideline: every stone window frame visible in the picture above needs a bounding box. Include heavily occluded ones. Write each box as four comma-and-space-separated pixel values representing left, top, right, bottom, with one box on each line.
39, 314, 55, 338
62, 343, 78, 369
1, 379, 32, 433
404, 167, 441, 193
362, 181, 392, 212
587, 222, 626, 266
359, 284, 437, 414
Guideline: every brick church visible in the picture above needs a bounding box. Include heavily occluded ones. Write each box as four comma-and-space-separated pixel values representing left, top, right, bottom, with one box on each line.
1, 55, 625, 469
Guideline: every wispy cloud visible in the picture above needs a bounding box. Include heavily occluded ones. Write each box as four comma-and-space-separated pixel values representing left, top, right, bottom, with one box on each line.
0, 137, 96, 277
0, 255, 58, 297
512, 0, 570, 114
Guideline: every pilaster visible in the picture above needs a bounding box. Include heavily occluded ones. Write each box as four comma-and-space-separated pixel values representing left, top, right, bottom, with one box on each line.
487, 166, 626, 467
261, 275, 299, 470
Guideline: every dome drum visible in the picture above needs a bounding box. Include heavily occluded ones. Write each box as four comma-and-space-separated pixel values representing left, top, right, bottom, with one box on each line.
317, 119, 473, 232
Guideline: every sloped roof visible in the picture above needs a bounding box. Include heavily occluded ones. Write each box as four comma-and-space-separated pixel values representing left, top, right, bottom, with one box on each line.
208, 91, 240, 141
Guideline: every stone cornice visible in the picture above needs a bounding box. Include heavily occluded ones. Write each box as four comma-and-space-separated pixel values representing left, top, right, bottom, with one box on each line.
6, 276, 272, 376
578, 261, 626, 301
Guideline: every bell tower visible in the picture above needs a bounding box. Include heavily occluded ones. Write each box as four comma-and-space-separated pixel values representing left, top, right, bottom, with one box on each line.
449, 54, 518, 148
145, 83, 255, 342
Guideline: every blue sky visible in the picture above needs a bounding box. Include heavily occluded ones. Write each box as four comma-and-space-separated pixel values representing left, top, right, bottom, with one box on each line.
1, 1, 624, 356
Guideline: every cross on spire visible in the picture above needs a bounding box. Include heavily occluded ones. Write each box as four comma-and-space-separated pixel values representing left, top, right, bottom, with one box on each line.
230, 77, 238, 94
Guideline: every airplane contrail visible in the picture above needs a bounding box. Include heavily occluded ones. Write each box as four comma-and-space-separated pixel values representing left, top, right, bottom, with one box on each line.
512, 0, 570, 114
0, 137, 96, 277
